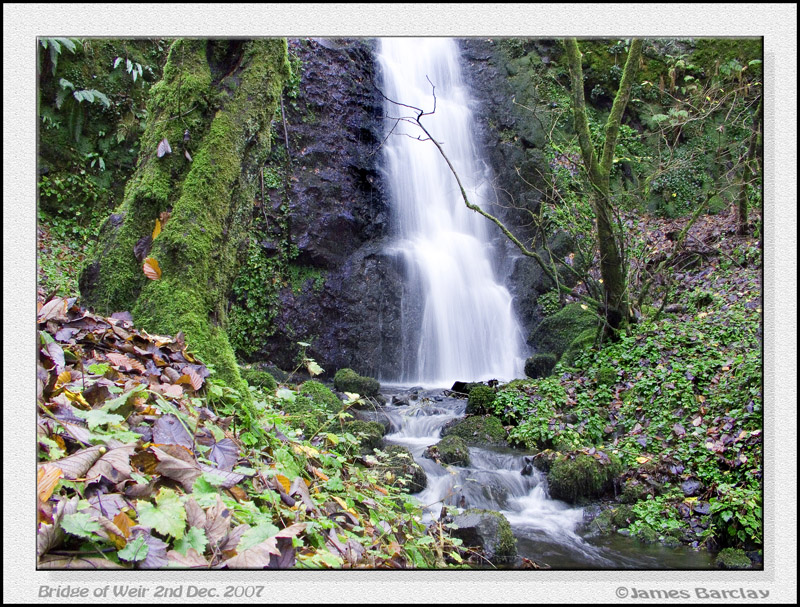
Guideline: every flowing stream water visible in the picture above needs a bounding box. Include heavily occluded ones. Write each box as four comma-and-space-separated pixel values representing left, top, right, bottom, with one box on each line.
380, 388, 714, 569
374, 38, 714, 568
377, 37, 525, 386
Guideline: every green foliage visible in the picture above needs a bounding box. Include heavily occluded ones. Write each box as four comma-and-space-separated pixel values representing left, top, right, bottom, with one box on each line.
537, 289, 562, 316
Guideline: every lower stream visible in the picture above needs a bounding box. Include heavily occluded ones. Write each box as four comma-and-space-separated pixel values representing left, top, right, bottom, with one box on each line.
378, 387, 714, 569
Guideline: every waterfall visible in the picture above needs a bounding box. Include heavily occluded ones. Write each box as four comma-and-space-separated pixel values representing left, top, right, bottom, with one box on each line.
377, 38, 525, 386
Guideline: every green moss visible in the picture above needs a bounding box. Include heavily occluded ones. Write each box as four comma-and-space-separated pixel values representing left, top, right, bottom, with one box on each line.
240, 367, 277, 391
561, 327, 599, 367
524, 353, 557, 379
466, 385, 496, 415
691, 39, 762, 76
455, 509, 517, 566
633, 524, 659, 544
530, 303, 598, 361
443, 415, 507, 446
333, 368, 380, 397
546, 452, 622, 503
281, 395, 330, 436
424, 435, 470, 467
81, 39, 290, 400
298, 380, 343, 414
715, 547, 752, 569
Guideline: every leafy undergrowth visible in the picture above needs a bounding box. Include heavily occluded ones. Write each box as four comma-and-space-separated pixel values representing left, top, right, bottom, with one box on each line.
37, 209, 105, 298
491, 209, 762, 552
36, 293, 476, 569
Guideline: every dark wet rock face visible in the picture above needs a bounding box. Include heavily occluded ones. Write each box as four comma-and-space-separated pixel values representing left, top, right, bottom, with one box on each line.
248, 38, 405, 377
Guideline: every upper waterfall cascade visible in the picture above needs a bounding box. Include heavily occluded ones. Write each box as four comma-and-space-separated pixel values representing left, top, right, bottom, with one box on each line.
377, 38, 525, 386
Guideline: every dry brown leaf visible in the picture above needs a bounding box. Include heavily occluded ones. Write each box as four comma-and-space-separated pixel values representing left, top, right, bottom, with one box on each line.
151, 446, 202, 491
113, 512, 134, 539
224, 538, 280, 569
143, 257, 162, 280
41, 445, 104, 480
204, 494, 232, 546
167, 548, 209, 568
106, 352, 146, 373
38, 496, 78, 557
184, 497, 206, 530
38, 298, 68, 323
38, 555, 125, 569
274, 522, 306, 539
86, 444, 136, 484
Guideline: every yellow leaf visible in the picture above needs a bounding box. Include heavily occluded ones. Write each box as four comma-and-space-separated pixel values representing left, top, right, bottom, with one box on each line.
143, 257, 162, 280
275, 474, 291, 494
38, 466, 63, 503
331, 495, 349, 510
63, 388, 91, 409
152, 219, 162, 241
635, 456, 650, 464
684, 497, 698, 503
56, 370, 72, 386
696, 394, 706, 403
292, 444, 319, 458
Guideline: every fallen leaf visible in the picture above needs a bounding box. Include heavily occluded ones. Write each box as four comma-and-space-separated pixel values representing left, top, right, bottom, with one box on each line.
143, 257, 162, 280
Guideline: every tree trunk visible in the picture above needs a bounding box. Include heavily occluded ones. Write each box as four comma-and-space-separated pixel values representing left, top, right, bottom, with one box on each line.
564, 38, 643, 334
738, 98, 761, 236
80, 39, 290, 391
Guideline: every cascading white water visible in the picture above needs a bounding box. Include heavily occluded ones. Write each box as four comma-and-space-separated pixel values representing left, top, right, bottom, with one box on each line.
377, 38, 525, 386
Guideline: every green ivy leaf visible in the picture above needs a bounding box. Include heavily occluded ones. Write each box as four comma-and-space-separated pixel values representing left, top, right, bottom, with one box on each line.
118, 535, 149, 562
137, 488, 186, 539
60, 512, 102, 540
238, 522, 280, 551
171, 526, 208, 556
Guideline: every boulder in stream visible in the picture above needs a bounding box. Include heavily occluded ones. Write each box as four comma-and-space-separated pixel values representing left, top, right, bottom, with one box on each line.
373, 444, 426, 493
423, 435, 470, 467
442, 414, 508, 446
450, 509, 517, 567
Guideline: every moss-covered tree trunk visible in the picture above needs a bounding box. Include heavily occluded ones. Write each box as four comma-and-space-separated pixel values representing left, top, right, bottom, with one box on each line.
737, 98, 761, 236
564, 38, 642, 334
80, 39, 290, 392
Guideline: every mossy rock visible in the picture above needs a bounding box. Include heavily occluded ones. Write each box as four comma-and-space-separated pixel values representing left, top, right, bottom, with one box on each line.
450, 509, 517, 567
546, 452, 622, 504
333, 368, 381, 397
466, 385, 496, 415
532, 449, 558, 473
633, 524, 659, 544
611, 504, 637, 528
529, 303, 598, 361
561, 327, 598, 367
342, 420, 385, 454
298, 380, 343, 414
423, 435, 470, 467
374, 445, 426, 493
442, 415, 507, 446
716, 547, 752, 569
524, 353, 557, 379
240, 367, 277, 391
